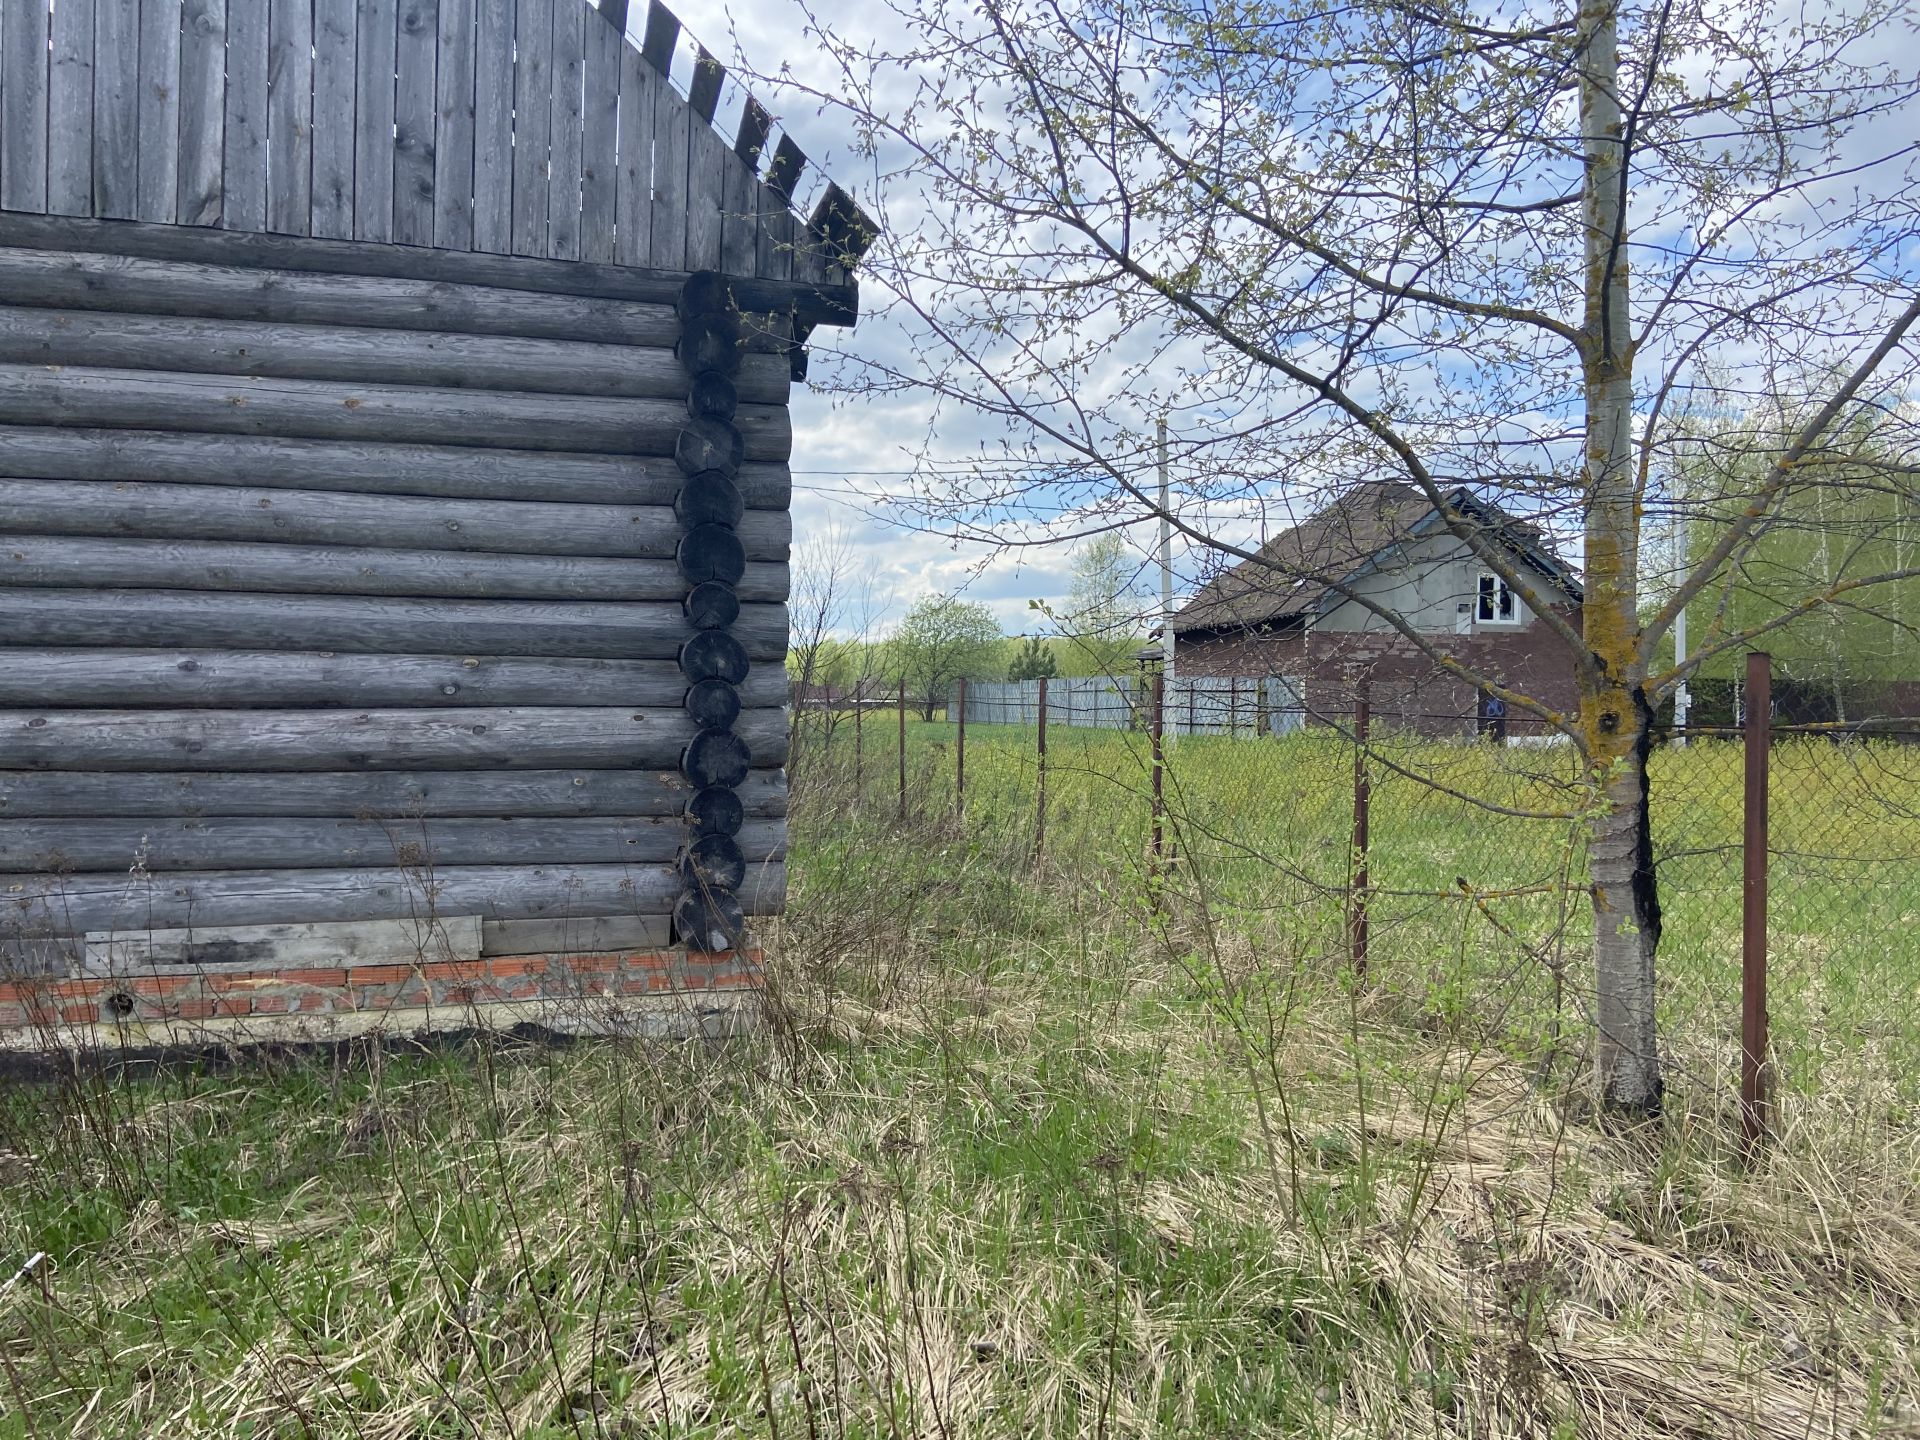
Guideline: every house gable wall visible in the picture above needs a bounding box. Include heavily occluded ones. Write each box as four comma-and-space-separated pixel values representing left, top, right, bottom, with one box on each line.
0, 0, 867, 288
0, 0, 877, 1045
1315, 532, 1539, 635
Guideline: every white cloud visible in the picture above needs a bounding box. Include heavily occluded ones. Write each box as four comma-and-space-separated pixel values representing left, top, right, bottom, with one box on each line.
688, 0, 1920, 635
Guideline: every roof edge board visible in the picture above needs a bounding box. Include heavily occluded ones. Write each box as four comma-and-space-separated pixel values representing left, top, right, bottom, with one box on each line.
622, 0, 880, 270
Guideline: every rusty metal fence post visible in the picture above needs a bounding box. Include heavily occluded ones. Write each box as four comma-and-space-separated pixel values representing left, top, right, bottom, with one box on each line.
1742, 651, 1772, 1149
955, 678, 967, 820
1350, 684, 1372, 978
898, 676, 908, 821
1034, 676, 1048, 858
1150, 670, 1166, 874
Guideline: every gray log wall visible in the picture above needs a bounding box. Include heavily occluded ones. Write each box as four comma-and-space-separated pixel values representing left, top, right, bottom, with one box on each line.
0, 223, 801, 962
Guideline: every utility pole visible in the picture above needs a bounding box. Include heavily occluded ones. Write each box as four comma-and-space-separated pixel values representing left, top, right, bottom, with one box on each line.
1673, 501, 1692, 742
1158, 416, 1176, 742
1674, 595, 1691, 733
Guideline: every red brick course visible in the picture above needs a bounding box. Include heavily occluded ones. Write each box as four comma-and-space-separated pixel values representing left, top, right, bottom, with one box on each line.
0, 950, 764, 1033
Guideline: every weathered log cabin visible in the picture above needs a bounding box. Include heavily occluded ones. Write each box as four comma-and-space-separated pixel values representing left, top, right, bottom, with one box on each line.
0, 0, 871, 1045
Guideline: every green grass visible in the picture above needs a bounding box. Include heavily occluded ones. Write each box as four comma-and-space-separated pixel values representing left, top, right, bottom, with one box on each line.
812, 715, 1920, 1096
1, 724, 1917, 1437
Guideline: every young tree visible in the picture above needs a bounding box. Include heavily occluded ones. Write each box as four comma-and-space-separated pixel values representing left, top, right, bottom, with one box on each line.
1063, 533, 1151, 676
769, 0, 1920, 1113
1007, 633, 1059, 682
891, 595, 1005, 719
788, 526, 890, 774
1663, 409, 1920, 718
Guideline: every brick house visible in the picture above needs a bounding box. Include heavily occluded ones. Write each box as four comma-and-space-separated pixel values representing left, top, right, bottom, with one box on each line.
1165, 482, 1585, 737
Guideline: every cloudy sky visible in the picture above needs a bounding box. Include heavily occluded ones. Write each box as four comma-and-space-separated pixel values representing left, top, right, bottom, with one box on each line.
645, 0, 1920, 640
635, 0, 1179, 638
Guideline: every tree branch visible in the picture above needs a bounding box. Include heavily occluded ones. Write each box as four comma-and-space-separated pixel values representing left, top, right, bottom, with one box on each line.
1646, 291, 1920, 646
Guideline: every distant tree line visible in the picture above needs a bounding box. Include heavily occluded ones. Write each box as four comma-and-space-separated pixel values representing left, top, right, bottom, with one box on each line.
789, 593, 1151, 719
789, 534, 1158, 720
1650, 410, 1918, 723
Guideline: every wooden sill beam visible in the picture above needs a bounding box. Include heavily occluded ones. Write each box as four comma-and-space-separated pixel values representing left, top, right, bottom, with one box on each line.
0, 212, 860, 331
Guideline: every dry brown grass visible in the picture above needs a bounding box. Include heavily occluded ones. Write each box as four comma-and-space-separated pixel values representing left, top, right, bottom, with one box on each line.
1, 798, 1916, 1437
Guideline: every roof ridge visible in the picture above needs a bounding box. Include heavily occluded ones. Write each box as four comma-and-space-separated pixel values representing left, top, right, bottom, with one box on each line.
1172, 480, 1575, 633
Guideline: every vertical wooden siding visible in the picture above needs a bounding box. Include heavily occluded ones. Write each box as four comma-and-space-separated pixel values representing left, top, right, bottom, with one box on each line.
0, 0, 862, 280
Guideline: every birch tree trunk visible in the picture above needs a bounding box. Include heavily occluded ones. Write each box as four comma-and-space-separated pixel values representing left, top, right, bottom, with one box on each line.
1578, 0, 1663, 1114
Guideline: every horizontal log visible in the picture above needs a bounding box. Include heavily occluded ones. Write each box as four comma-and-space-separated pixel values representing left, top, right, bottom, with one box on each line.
0, 479, 792, 558
0, 706, 789, 772
0, 591, 788, 661
86, 916, 487, 973
0, 427, 793, 507
0, 364, 793, 458
1, 817, 786, 872
0, 248, 693, 344
0, 861, 788, 938
0, 536, 791, 603
0, 247, 806, 349
0, 651, 791, 709
0, 767, 789, 819
0, 307, 792, 404
481, 915, 672, 957
0, 213, 858, 330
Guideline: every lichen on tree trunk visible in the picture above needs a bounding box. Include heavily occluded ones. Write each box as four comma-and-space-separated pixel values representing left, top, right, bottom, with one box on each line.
1577, 0, 1663, 1113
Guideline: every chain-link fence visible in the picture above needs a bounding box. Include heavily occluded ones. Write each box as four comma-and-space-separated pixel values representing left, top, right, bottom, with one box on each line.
789, 661, 1920, 1126
1652, 701, 1920, 1127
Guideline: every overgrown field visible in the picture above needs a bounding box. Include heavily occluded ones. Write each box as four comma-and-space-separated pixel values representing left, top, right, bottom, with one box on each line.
2, 729, 1918, 1437
817, 717, 1920, 1096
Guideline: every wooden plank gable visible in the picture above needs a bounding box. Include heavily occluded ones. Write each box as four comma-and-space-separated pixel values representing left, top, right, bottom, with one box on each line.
0, 0, 878, 284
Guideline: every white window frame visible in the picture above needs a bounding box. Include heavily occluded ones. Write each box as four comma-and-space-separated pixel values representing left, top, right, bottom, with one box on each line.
1475, 572, 1520, 625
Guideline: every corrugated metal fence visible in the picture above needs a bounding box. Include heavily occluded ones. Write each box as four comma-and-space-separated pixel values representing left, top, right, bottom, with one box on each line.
958, 676, 1306, 737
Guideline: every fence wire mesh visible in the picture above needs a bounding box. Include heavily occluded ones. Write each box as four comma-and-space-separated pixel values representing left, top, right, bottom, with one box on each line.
789, 667, 1920, 1120
1653, 720, 1920, 1109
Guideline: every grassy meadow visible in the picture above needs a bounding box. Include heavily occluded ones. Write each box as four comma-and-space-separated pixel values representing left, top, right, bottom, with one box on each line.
1, 718, 1918, 1437
830, 715, 1920, 1096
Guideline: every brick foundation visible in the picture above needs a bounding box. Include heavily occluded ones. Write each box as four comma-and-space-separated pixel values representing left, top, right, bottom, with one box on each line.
1176, 605, 1586, 738
0, 949, 764, 1051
